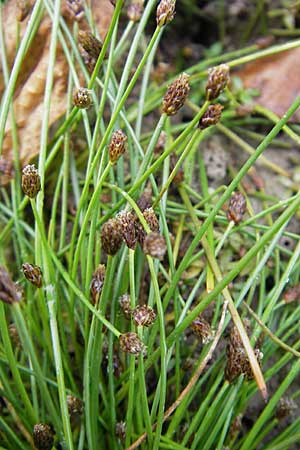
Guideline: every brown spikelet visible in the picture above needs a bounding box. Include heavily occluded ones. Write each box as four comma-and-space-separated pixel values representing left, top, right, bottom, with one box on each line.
206, 64, 230, 100
66, 0, 85, 21
276, 397, 297, 420
133, 305, 156, 327
119, 294, 132, 319
67, 395, 84, 420
225, 321, 263, 382
191, 314, 213, 343
78, 30, 102, 60
0, 266, 22, 305
117, 211, 137, 249
119, 332, 146, 355
33, 423, 54, 450
8, 324, 21, 349
21, 165, 41, 198
22, 263, 43, 288
198, 104, 224, 129
283, 285, 300, 303
16, 0, 31, 21
90, 265, 106, 305
127, 0, 144, 22
162, 73, 190, 116
101, 219, 123, 256
137, 186, 152, 211
115, 421, 126, 440
143, 232, 167, 260
109, 130, 128, 164
73, 87, 92, 109
156, 0, 176, 27
227, 192, 247, 224
136, 208, 159, 246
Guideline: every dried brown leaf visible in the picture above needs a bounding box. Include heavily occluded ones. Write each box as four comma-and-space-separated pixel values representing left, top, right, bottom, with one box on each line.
238, 48, 300, 122
0, 0, 114, 184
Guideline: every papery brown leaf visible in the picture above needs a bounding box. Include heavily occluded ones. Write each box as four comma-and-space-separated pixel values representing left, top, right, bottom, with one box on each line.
238, 48, 300, 122
0, 0, 114, 184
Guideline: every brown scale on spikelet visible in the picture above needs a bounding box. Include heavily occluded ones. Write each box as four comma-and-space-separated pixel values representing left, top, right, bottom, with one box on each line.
117, 211, 137, 249
33, 423, 54, 450
119, 332, 146, 355
162, 73, 190, 116
198, 104, 224, 129
206, 64, 230, 100
143, 232, 167, 260
90, 265, 105, 305
127, 0, 144, 22
0, 266, 22, 305
101, 219, 123, 255
109, 130, 127, 164
21, 165, 41, 198
276, 397, 297, 420
227, 192, 247, 224
73, 87, 92, 109
22, 263, 43, 288
133, 305, 156, 327
115, 421, 126, 440
119, 294, 132, 319
191, 314, 213, 344
156, 0, 176, 27
16, 0, 31, 21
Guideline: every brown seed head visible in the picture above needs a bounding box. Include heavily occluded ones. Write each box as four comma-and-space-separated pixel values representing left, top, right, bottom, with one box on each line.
16, 0, 31, 21
133, 305, 156, 327
162, 73, 190, 116
73, 87, 92, 109
227, 192, 247, 224
119, 332, 146, 355
67, 395, 84, 418
22, 263, 43, 288
198, 104, 224, 129
101, 219, 123, 255
119, 294, 132, 319
117, 211, 137, 249
156, 0, 176, 27
109, 130, 127, 164
276, 397, 297, 420
115, 421, 126, 440
0, 266, 22, 305
21, 165, 41, 198
191, 314, 213, 343
33, 423, 54, 450
143, 232, 167, 260
90, 265, 106, 305
206, 64, 230, 100
78, 30, 102, 60
127, 0, 144, 22
137, 186, 152, 211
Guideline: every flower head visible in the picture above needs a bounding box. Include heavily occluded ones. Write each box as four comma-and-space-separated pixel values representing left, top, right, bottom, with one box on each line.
21, 165, 41, 198
162, 73, 190, 116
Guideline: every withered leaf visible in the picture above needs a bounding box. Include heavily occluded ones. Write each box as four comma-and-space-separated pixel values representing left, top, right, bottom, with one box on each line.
0, 0, 114, 184
238, 48, 300, 122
